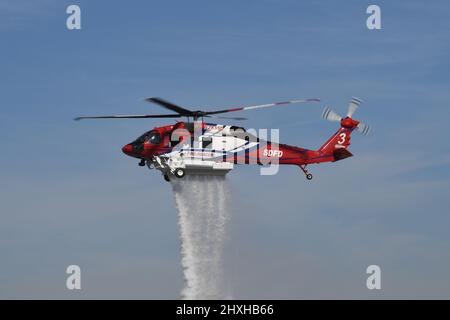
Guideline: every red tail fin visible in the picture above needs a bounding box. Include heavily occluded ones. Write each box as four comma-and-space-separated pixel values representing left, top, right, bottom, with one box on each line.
318, 127, 354, 161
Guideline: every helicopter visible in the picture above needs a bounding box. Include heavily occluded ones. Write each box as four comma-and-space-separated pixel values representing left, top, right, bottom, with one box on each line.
75, 97, 369, 182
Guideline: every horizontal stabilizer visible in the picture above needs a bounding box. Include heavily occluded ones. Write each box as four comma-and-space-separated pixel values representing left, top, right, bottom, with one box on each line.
333, 149, 353, 162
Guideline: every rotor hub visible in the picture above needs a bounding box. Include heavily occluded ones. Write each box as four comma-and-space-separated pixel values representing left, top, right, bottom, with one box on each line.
340, 117, 360, 129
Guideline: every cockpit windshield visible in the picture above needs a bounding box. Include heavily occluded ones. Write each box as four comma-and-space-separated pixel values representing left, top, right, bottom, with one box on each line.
134, 131, 161, 145
149, 132, 161, 144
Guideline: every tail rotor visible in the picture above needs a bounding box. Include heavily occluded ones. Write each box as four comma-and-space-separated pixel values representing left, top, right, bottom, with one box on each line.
321, 97, 370, 135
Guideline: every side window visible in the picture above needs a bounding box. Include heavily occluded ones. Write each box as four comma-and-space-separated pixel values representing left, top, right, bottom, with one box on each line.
170, 135, 181, 147
202, 137, 213, 149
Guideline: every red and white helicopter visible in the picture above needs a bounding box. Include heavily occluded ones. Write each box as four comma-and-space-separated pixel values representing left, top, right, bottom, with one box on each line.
75, 97, 369, 181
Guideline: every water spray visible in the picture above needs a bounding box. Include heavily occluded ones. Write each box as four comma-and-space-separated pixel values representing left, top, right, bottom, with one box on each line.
171, 175, 231, 299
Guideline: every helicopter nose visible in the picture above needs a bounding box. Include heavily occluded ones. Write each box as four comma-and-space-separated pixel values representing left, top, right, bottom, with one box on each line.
122, 144, 133, 154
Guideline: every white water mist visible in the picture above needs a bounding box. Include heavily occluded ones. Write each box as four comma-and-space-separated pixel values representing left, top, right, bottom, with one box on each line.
171, 175, 231, 300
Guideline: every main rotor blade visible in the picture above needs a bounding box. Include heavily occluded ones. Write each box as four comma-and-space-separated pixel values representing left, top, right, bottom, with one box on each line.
347, 97, 363, 118
74, 114, 181, 121
203, 98, 320, 116
145, 97, 193, 116
205, 115, 248, 121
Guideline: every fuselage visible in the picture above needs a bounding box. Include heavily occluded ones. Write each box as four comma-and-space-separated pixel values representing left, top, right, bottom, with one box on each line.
121, 121, 329, 167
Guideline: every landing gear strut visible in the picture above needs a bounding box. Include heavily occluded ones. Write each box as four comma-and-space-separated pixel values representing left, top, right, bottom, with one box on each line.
163, 174, 170, 182
138, 159, 146, 167
300, 165, 313, 180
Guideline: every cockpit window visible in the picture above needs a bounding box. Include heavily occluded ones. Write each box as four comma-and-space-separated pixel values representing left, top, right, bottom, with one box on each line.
149, 132, 161, 144
134, 131, 161, 145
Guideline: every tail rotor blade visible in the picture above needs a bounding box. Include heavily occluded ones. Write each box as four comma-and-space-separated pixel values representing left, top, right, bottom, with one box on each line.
322, 107, 342, 122
347, 97, 363, 118
357, 122, 370, 135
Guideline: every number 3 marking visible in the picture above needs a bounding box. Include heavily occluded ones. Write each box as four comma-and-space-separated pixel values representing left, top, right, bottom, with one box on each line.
338, 133, 346, 144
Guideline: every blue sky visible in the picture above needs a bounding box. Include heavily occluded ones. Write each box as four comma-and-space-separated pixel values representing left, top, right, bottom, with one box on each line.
1, 0, 450, 298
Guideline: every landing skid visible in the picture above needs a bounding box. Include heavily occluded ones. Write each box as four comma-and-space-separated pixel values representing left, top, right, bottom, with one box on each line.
300, 165, 313, 180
